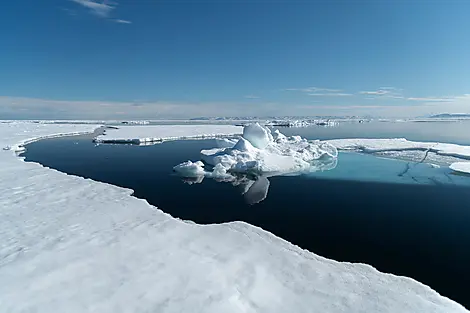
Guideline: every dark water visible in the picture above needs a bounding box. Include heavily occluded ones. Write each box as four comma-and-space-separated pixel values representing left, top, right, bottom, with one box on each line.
23, 131, 470, 308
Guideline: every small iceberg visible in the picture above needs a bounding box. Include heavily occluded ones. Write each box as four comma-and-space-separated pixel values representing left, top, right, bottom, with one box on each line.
174, 123, 338, 203
174, 123, 337, 178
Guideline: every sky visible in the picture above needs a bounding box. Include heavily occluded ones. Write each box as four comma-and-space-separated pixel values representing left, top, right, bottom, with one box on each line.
1, 0, 469, 119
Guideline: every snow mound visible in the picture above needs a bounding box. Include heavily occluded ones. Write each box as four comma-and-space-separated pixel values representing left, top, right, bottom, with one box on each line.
450, 162, 470, 174
173, 161, 206, 177
175, 123, 338, 179
242, 123, 273, 149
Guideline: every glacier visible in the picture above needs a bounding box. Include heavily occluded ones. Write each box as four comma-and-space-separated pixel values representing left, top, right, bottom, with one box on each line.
0, 121, 468, 312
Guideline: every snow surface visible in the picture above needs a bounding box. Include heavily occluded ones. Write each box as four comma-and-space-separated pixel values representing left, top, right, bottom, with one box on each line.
0, 121, 468, 312
175, 124, 338, 179
450, 162, 470, 174
328, 138, 470, 160
95, 125, 242, 144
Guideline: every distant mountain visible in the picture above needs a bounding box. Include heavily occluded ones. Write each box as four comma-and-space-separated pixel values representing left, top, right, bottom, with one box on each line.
430, 113, 470, 118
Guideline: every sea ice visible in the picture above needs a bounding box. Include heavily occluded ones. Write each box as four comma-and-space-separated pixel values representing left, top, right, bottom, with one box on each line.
0, 121, 468, 313
173, 124, 338, 204
173, 160, 206, 177
95, 125, 243, 144
176, 123, 338, 178
328, 138, 470, 163
450, 162, 470, 174
215, 138, 239, 148
242, 123, 273, 149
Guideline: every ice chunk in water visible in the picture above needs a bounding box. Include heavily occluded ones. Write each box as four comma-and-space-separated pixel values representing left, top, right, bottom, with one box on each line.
173, 161, 205, 177
450, 162, 470, 174
175, 124, 337, 179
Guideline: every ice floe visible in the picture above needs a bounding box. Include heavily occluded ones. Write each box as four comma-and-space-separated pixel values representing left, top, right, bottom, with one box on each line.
94, 125, 242, 144
174, 123, 338, 179
450, 162, 470, 174
0, 121, 468, 312
328, 138, 470, 160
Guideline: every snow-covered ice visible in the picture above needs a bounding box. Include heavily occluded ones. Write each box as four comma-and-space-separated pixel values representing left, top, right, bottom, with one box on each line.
0, 121, 468, 312
173, 160, 206, 177
450, 162, 470, 174
328, 138, 470, 160
175, 123, 338, 180
94, 125, 242, 144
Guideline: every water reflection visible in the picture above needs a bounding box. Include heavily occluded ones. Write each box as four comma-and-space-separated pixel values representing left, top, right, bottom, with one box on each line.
179, 157, 338, 205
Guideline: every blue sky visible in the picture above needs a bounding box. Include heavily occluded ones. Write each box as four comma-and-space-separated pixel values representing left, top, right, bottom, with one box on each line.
1, 0, 469, 119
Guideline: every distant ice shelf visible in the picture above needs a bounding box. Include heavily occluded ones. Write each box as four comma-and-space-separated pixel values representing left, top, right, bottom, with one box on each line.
94, 125, 243, 144
0, 121, 468, 313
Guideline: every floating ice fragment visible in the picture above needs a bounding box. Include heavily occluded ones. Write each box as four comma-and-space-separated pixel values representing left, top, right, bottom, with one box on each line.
450, 162, 470, 174
175, 123, 338, 178
173, 160, 205, 177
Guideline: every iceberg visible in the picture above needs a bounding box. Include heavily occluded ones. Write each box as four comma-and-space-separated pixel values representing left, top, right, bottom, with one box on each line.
174, 123, 338, 179
173, 123, 338, 204
173, 160, 206, 177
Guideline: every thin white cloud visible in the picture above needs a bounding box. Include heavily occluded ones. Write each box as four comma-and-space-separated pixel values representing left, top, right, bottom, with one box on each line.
285, 87, 352, 98
71, 0, 113, 17
244, 95, 260, 99
114, 19, 132, 24
0, 97, 281, 119
407, 97, 455, 102
284, 87, 342, 93
360, 90, 389, 96
70, 0, 131, 23
296, 105, 387, 110
2, 93, 469, 119
307, 93, 352, 97
359, 87, 404, 99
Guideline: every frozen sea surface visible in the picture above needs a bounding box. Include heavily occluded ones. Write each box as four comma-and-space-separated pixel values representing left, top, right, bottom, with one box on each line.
95, 124, 242, 144
4, 121, 469, 312
278, 120, 470, 145
23, 129, 470, 309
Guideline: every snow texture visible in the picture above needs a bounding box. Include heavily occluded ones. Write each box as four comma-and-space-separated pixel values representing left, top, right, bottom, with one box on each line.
94, 125, 243, 144
0, 121, 468, 313
328, 138, 470, 160
173, 160, 206, 177
450, 162, 470, 174
181, 123, 339, 178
